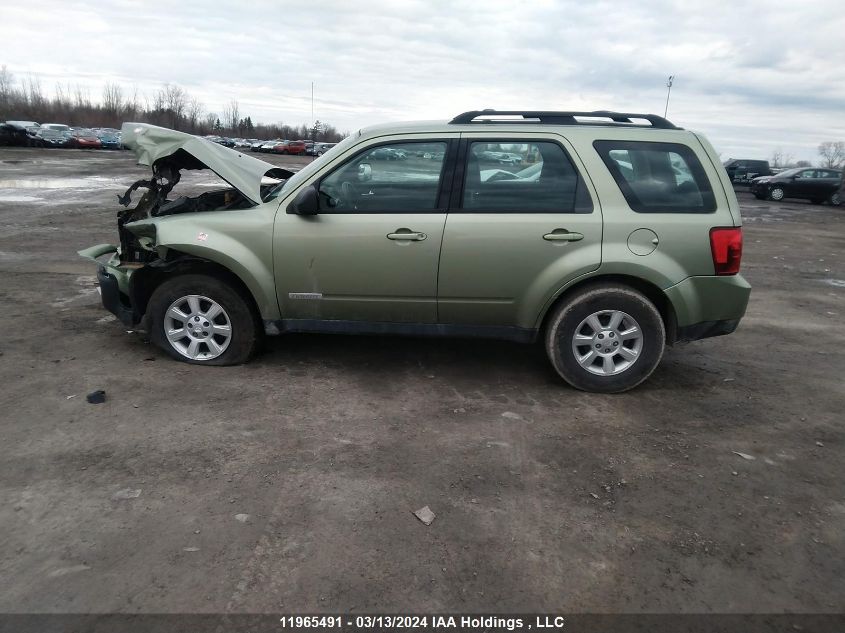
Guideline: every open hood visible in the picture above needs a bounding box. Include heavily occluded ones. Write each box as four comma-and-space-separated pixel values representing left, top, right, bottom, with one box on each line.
121, 123, 292, 205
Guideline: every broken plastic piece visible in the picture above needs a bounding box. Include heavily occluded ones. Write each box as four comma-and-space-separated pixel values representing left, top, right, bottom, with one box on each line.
414, 506, 436, 525
86, 390, 106, 404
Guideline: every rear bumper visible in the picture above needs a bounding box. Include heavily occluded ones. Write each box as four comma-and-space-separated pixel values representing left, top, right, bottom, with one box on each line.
664, 274, 751, 342
676, 318, 740, 343
97, 266, 136, 326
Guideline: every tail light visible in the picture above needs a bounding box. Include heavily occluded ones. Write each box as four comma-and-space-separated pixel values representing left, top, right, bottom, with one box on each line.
709, 227, 743, 275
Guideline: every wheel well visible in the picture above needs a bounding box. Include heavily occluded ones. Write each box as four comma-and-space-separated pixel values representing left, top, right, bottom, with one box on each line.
129, 252, 260, 324
538, 275, 678, 345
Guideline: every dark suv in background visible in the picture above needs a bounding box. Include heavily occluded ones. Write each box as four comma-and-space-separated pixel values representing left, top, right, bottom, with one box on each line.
723, 159, 771, 184
751, 167, 842, 205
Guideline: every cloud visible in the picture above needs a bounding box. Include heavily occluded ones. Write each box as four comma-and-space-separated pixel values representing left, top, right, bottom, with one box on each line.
4, 0, 845, 161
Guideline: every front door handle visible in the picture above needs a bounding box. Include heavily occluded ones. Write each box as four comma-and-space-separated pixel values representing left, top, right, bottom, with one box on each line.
543, 230, 584, 242
387, 230, 427, 241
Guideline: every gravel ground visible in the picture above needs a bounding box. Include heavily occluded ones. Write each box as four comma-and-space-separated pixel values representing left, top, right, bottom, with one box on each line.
0, 147, 843, 614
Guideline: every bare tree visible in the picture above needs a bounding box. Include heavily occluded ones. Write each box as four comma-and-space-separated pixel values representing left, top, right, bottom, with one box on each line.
818, 141, 845, 169
125, 84, 140, 121
770, 148, 794, 169
204, 112, 218, 133
102, 83, 123, 127
0, 65, 14, 113
221, 99, 239, 133
186, 97, 204, 133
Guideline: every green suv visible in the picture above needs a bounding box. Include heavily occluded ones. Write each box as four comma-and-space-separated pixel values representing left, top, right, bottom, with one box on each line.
80, 110, 750, 392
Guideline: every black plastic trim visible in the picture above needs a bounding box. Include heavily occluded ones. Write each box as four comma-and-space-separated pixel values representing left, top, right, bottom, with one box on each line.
676, 319, 739, 343
450, 109, 679, 129
264, 318, 537, 343
97, 266, 137, 326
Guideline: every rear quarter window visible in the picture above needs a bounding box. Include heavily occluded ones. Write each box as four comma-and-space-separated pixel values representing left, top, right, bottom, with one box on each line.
594, 140, 716, 213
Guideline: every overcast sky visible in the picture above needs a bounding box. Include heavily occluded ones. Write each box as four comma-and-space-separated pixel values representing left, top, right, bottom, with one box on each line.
4, 0, 845, 162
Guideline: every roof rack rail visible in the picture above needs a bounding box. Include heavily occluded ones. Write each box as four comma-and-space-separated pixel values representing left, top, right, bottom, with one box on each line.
449, 109, 679, 129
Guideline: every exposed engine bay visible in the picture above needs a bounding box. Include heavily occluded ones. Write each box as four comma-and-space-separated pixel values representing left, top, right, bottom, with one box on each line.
114, 146, 292, 264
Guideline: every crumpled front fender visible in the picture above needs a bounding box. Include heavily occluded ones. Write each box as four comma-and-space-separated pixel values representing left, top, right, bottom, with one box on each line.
77, 244, 130, 295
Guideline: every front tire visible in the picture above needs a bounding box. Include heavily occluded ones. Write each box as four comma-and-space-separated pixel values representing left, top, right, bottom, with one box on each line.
545, 285, 665, 393
148, 274, 261, 365
830, 192, 842, 206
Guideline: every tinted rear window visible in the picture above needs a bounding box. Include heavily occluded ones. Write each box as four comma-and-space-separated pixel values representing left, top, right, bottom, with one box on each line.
594, 140, 716, 213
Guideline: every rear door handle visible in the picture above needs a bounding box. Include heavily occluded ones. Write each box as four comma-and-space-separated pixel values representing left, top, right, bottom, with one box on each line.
387, 230, 427, 241
543, 230, 584, 242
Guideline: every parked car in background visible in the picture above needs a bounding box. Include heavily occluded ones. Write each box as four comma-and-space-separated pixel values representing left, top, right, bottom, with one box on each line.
312, 142, 336, 156
259, 140, 283, 152
0, 123, 35, 146
40, 123, 71, 133
97, 130, 122, 149
274, 140, 307, 155
34, 128, 73, 148
368, 147, 408, 160
723, 159, 771, 184
5, 120, 40, 131
70, 129, 102, 149
750, 167, 842, 205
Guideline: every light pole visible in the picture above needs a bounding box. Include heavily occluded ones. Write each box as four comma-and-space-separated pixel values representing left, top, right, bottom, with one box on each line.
664, 75, 674, 118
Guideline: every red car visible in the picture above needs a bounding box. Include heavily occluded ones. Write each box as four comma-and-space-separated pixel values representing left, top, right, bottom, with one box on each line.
71, 129, 102, 149
273, 140, 306, 155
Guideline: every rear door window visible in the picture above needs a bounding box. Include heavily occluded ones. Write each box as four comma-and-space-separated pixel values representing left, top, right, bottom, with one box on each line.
594, 140, 716, 213
459, 141, 592, 213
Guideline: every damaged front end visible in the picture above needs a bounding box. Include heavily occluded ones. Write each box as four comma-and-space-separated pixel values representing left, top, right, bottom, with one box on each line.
79, 122, 292, 326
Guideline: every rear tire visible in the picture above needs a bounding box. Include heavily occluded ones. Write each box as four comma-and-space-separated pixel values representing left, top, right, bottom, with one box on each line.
148, 274, 261, 366
769, 187, 785, 201
545, 285, 665, 393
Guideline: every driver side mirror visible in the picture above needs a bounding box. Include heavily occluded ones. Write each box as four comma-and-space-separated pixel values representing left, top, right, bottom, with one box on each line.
286, 185, 319, 215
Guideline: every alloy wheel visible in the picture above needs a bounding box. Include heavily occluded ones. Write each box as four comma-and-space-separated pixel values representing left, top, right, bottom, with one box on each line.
163, 295, 232, 361
571, 310, 643, 376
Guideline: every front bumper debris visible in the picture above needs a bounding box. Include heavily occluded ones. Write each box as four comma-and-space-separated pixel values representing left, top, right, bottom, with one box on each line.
97, 266, 136, 326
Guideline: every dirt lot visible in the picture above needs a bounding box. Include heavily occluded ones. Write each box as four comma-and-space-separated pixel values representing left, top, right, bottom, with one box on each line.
0, 147, 843, 614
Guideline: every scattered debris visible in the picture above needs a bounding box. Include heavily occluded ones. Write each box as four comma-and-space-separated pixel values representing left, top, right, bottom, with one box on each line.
183, 547, 200, 552
66, 394, 77, 400
731, 471, 739, 476
453, 407, 466, 414
86, 390, 106, 404
48, 564, 90, 577
414, 506, 436, 525
501, 411, 522, 420
722, 377, 735, 382
234, 513, 250, 523
732, 451, 756, 461
112, 488, 141, 500
589, 493, 599, 499
815, 441, 824, 447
